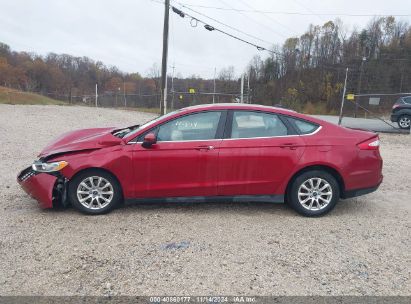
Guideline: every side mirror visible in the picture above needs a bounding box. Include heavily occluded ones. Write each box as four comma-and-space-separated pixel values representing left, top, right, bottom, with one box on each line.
142, 132, 157, 148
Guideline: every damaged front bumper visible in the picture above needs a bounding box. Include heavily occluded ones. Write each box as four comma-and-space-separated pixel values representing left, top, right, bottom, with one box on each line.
17, 166, 68, 209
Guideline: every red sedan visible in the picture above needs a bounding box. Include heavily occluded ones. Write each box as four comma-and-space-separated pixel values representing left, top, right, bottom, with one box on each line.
17, 104, 383, 216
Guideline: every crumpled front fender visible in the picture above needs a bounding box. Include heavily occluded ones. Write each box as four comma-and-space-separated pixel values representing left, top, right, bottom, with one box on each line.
17, 167, 57, 209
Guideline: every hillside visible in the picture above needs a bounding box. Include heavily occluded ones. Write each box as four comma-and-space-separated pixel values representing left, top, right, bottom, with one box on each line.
0, 86, 65, 105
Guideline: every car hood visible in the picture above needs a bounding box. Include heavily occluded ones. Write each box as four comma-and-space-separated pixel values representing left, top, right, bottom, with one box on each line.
38, 127, 124, 158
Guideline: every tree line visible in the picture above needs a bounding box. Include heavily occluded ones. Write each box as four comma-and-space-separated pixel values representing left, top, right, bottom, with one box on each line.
247, 16, 411, 113
1, 16, 410, 113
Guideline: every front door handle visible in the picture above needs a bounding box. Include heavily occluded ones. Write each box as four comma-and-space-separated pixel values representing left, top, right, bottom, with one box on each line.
280, 143, 298, 150
195, 145, 215, 151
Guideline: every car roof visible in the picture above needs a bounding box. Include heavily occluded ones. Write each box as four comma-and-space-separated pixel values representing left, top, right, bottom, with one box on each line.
179, 103, 297, 115
175, 103, 340, 128
123, 103, 343, 142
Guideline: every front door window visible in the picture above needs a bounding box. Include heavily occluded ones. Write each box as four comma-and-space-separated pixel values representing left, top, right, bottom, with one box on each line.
157, 111, 222, 141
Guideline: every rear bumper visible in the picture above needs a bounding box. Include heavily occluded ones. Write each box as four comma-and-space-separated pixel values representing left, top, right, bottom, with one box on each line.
342, 177, 382, 199
17, 167, 57, 209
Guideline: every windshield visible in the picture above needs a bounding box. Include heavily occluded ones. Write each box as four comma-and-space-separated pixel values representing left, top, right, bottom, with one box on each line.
124, 109, 181, 139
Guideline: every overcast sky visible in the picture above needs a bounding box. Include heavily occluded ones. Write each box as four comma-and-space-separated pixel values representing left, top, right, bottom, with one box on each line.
0, 0, 410, 78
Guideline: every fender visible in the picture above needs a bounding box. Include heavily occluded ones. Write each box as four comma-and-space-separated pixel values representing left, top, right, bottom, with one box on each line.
49, 145, 135, 198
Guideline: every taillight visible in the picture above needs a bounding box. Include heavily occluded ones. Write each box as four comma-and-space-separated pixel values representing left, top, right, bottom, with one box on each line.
392, 104, 400, 109
357, 137, 380, 150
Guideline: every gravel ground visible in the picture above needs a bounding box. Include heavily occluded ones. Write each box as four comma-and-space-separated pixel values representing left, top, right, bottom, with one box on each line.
0, 104, 410, 296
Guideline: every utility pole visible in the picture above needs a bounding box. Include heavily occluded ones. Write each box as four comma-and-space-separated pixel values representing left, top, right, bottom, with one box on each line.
240, 74, 244, 103
160, 0, 170, 115
212, 67, 216, 104
338, 68, 349, 125
95, 84, 98, 107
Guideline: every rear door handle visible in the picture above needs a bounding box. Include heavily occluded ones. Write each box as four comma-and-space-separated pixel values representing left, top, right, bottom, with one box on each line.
195, 145, 215, 151
280, 143, 298, 150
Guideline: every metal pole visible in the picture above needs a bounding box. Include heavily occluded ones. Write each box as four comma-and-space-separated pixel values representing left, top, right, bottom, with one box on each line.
160, 0, 170, 115
338, 68, 348, 125
355, 57, 366, 118
213, 67, 216, 104
240, 74, 244, 103
95, 84, 98, 107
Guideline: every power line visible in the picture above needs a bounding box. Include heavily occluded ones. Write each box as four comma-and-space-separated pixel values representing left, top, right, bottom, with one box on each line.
169, 13, 221, 77
237, 0, 299, 36
152, 0, 284, 56
217, 0, 288, 39
149, 0, 165, 5
176, 2, 273, 47
291, 0, 325, 23
176, 2, 411, 17
170, 5, 284, 57
156, 1, 411, 74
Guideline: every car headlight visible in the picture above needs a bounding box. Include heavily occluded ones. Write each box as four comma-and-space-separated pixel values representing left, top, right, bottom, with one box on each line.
32, 161, 68, 173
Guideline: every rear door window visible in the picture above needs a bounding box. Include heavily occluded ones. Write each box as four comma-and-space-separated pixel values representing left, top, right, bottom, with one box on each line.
230, 111, 288, 138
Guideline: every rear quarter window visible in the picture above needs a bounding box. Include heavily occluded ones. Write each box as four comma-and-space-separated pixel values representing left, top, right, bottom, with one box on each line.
287, 117, 320, 135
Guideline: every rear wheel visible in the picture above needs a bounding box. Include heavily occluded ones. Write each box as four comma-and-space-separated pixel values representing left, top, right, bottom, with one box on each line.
288, 170, 340, 217
68, 169, 122, 215
398, 115, 411, 129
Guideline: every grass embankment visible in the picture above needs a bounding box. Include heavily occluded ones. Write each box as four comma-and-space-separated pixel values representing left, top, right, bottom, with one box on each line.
0, 87, 161, 113
0, 86, 66, 105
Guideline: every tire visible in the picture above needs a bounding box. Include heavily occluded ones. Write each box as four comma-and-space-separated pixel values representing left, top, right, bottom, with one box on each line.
68, 169, 122, 215
397, 115, 411, 129
288, 170, 340, 217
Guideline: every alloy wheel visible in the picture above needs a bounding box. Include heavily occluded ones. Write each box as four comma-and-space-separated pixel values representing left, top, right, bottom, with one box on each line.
76, 176, 114, 210
297, 177, 333, 211
399, 116, 411, 128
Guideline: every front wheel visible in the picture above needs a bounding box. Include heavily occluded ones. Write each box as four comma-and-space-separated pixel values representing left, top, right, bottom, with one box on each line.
288, 170, 340, 217
398, 115, 411, 129
68, 169, 122, 215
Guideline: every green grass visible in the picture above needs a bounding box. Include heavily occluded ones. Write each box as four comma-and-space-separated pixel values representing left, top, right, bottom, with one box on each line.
0, 86, 66, 105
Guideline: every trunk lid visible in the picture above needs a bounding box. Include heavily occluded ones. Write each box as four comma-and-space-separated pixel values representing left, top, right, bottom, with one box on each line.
343, 127, 378, 143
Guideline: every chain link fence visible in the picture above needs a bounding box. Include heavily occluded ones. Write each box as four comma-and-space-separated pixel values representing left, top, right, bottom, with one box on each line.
342, 93, 406, 119
43, 91, 246, 112
336, 65, 411, 133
